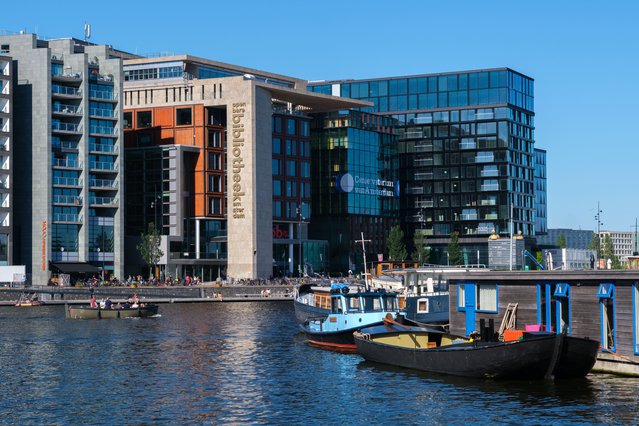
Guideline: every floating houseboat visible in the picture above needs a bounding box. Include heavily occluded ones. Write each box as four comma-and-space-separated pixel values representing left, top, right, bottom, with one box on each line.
445, 270, 639, 376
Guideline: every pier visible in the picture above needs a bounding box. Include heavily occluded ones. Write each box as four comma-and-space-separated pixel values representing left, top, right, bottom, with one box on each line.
0, 284, 295, 306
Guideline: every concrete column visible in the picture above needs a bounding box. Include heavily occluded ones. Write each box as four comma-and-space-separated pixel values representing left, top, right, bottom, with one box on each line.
195, 218, 200, 259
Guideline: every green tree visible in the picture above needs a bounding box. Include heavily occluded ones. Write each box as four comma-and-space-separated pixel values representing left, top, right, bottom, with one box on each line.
387, 225, 408, 261
411, 234, 430, 265
601, 234, 621, 269
447, 232, 464, 265
137, 222, 164, 278
556, 234, 566, 248
589, 234, 602, 258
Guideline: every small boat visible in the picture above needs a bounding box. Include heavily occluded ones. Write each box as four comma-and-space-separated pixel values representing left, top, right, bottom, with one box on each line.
66, 304, 159, 319
299, 290, 403, 353
353, 321, 599, 380
15, 292, 45, 307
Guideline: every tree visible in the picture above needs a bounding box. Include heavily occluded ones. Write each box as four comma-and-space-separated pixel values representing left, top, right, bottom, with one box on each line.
447, 232, 464, 265
411, 234, 430, 265
589, 234, 602, 258
387, 225, 408, 261
601, 234, 621, 269
137, 222, 163, 279
556, 234, 566, 249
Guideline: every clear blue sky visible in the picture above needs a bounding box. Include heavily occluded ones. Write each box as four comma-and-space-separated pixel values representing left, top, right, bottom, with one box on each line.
4, 0, 638, 232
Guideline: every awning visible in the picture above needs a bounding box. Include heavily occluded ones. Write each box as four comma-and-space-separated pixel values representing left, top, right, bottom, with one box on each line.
50, 262, 101, 274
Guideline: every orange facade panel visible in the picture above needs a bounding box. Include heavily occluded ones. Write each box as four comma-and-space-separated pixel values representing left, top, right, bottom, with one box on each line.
154, 107, 174, 127
175, 128, 194, 145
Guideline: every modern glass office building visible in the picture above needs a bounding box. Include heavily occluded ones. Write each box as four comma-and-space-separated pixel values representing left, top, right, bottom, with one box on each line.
534, 148, 547, 235
309, 110, 399, 272
309, 68, 541, 265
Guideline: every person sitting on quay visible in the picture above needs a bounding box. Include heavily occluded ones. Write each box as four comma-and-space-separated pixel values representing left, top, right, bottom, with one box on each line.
104, 297, 112, 310
90, 295, 97, 308
99, 299, 106, 309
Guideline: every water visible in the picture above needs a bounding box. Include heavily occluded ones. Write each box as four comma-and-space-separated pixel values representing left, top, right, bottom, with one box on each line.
1, 303, 639, 425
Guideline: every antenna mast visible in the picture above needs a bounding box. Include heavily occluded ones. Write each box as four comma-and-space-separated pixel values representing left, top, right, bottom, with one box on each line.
355, 232, 371, 291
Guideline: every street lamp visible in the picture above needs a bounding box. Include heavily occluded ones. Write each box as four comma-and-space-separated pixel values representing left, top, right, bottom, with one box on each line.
60, 246, 65, 261
97, 247, 103, 282
296, 204, 305, 277
594, 202, 603, 268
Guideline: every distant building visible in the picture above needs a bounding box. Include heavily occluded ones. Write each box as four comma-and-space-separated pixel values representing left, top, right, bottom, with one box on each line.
597, 231, 635, 263
534, 148, 547, 235
536, 228, 594, 250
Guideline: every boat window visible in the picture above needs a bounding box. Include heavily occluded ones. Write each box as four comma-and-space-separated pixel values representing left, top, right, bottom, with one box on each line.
331, 297, 344, 314
346, 295, 361, 312
417, 299, 429, 313
457, 285, 465, 309
363, 296, 383, 312
599, 283, 615, 352
384, 295, 398, 311
476, 284, 497, 313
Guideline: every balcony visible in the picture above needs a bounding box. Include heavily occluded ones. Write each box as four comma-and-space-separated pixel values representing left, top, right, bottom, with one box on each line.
51, 71, 82, 84
52, 195, 82, 205
89, 161, 118, 172
90, 196, 118, 206
52, 103, 82, 116
53, 176, 82, 187
89, 90, 117, 102
52, 122, 82, 134
89, 126, 118, 137
53, 213, 82, 223
53, 158, 82, 169
52, 85, 82, 98
414, 172, 433, 181
480, 184, 499, 191
52, 140, 78, 150
89, 107, 117, 119
89, 178, 117, 189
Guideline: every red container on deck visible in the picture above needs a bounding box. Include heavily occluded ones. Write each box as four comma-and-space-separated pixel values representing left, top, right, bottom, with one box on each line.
503, 330, 524, 342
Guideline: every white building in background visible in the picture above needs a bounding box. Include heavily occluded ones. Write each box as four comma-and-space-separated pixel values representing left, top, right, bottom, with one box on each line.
597, 231, 635, 263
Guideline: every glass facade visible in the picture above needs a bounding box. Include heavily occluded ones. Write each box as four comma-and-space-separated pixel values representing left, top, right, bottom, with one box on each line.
534, 149, 547, 235
309, 111, 399, 273
309, 68, 542, 267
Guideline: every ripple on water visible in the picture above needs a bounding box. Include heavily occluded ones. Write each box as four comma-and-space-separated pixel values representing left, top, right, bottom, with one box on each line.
2, 303, 639, 424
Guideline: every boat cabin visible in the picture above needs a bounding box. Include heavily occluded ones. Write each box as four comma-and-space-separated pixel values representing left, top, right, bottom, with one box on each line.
447, 270, 639, 376
330, 292, 399, 315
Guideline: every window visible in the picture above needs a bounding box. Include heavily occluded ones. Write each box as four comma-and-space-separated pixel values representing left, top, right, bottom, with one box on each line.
286, 139, 296, 156
286, 118, 296, 135
272, 138, 281, 154
476, 284, 497, 313
136, 111, 152, 128
273, 116, 282, 133
176, 107, 192, 125
207, 153, 221, 170
208, 197, 222, 215
272, 159, 281, 175
286, 160, 296, 177
208, 174, 222, 192
457, 285, 466, 309
123, 112, 132, 129
208, 130, 221, 148
273, 180, 282, 197
598, 283, 615, 352
417, 298, 429, 313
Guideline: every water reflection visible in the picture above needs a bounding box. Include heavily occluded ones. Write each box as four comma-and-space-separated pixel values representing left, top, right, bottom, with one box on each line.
2, 303, 639, 424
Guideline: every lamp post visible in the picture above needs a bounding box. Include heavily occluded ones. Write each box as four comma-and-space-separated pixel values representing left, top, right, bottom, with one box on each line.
595, 202, 603, 268
60, 246, 64, 261
296, 204, 305, 277
97, 247, 103, 282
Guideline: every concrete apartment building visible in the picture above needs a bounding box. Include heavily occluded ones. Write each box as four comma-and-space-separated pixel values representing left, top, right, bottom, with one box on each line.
0, 55, 12, 266
122, 55, 365, 279
597, 230, 635, 263
0, 33, 125, 284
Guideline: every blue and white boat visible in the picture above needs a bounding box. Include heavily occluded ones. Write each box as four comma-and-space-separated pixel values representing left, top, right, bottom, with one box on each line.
299, 289, 402, 353
294, 282, 363, 324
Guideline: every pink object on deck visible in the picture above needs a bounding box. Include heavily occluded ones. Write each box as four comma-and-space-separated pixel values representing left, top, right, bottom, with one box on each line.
525, 324, 545, 332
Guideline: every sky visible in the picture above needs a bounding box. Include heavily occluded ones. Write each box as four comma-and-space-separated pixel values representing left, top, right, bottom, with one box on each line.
3, 0, 638, 232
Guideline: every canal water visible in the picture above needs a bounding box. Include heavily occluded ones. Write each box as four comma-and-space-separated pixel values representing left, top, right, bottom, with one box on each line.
2, 302, 639, 424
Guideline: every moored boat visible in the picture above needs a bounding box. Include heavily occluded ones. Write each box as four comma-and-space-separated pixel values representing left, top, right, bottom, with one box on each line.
66, 304, 159, 319
15, 292, 45, 307
294, 282, 361, 323
354, 322, 599, 380
300, 290, 403, 353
